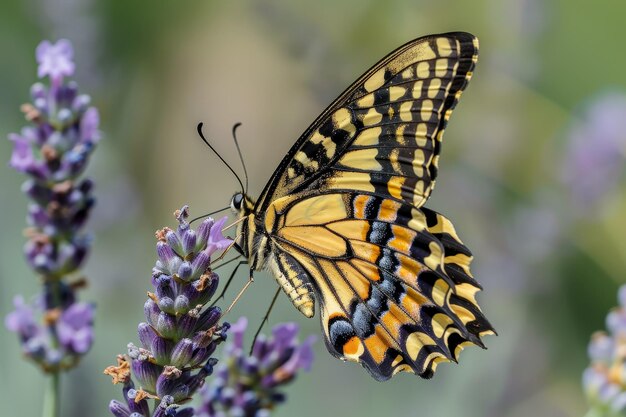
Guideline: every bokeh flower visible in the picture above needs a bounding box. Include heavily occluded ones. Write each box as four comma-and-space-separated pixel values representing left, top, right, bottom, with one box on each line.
197, 317, 315, 417
562, 93, 626, 213
583, 285, 626, 416
36, 39, 75, 86
106, 206, 231, 417
5, 38, 99, 373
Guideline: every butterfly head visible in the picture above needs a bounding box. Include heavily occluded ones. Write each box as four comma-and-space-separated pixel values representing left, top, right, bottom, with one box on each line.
229, 192, 257, 263
230, 192, 255, 216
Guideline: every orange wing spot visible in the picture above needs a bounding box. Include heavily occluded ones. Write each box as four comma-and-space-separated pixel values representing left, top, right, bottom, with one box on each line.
343, 336, 365, 359
396, 253, 423, 285
337, 261, 371, 300
388, 225, 416, 255
404, 286, 430, 314
380, 310, 403, 341
401, 292, 422, 318
328, 312, 346, 321
382, 301, 417, 341
388, 298, 414, 323
352, 194, 372, 219
351, 259, 382, 282
364, 326, 395, 365
387, 176, 406, 200
350, 240, 381, 264
378, 199, 401, 222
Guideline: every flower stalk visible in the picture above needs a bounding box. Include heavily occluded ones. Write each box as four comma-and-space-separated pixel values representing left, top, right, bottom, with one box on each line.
106, 206, 231, 417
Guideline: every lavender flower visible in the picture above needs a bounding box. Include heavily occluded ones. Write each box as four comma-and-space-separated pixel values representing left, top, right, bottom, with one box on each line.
5, 39, 99, 373
583, 285, 626, 416
562, 93, 626, 213
197, 317, 315, 417
105, 206, 231, 417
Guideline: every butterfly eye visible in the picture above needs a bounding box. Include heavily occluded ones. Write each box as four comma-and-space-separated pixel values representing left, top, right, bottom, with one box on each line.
231, 193, 244, 211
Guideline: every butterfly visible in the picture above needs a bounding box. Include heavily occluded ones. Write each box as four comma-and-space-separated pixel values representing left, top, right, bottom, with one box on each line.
229, 32, 495, 381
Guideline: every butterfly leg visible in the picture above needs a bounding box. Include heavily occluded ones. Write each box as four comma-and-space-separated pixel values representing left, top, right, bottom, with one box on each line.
250, 286, 282, 355
223, 269, 255, 316
210, 260, 248, 307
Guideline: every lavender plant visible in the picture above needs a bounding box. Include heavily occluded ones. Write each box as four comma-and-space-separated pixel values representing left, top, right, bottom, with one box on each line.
561, 93, 626, 214
4, 38, 99, 416
105, 206, 231, 417
197, 317, 315, 417
583, 285, 626, 417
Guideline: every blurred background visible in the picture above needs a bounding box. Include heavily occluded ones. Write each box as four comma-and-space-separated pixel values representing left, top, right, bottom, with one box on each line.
2, 0, 626, 416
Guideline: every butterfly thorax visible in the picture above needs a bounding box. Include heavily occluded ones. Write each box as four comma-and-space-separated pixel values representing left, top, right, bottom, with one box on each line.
230, 192, 317, 318
230, 193, 263, 269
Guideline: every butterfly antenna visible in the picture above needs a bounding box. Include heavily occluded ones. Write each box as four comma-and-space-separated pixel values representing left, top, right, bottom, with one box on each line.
231, 122, 249, 194
189, 206, 230, 224
197, 122, 245, 193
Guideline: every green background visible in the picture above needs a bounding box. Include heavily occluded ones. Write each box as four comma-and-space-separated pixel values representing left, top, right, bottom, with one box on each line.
2, 1, 626, 416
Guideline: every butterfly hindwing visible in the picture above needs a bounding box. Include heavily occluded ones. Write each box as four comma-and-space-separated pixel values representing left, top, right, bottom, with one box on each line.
267, 191, 494, 380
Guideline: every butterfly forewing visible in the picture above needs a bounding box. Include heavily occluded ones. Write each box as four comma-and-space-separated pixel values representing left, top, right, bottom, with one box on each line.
255, 32, 478, 213
237, 32, 494, 381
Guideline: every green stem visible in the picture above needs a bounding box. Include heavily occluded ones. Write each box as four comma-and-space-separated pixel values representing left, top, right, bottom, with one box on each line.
42, 372, 60, 417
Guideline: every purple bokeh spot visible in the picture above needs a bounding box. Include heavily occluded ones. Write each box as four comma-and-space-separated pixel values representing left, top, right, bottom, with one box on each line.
57, 302, 95, 354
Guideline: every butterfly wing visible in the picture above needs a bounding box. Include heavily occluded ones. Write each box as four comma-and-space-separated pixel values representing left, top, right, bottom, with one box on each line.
267, 192, 494, 380
251, 32, 494, 380
255, 32, 478, 214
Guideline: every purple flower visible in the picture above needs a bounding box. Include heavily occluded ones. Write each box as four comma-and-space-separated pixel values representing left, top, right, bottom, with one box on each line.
583, 284, 626, 414
106, 206, 230, 417
57, 302, 95, 354
5, 38, 99, 375
4, 293, 94, 370
36, 39, 75, 86
205, 216, 231, 257
8, 133, 35, 173
197, 317, 315, 417
5, 296, 40, 340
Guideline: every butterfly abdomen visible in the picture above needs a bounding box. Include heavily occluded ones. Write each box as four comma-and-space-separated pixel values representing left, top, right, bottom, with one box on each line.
266, 251, 316, 318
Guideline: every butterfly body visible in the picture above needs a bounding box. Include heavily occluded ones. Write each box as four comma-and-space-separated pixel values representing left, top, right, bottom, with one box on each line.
230, 32, 494, 381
